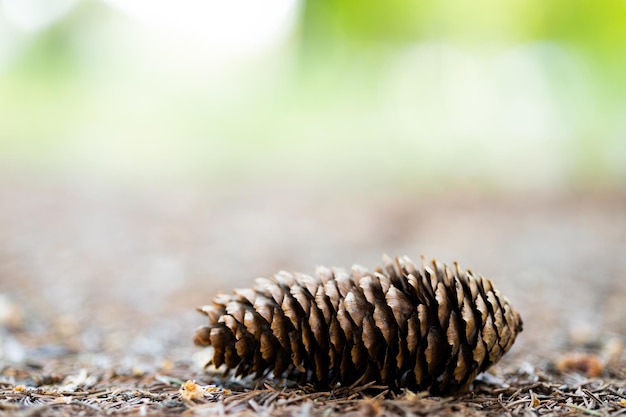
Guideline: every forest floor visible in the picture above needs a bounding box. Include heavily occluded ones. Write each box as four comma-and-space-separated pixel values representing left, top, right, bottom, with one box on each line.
0, 179, 625, 416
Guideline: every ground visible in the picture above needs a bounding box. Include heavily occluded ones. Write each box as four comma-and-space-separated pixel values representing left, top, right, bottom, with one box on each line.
0, 180, 625, 416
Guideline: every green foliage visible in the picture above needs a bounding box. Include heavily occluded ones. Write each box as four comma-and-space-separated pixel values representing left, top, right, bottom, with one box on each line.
0, 0, 624, 189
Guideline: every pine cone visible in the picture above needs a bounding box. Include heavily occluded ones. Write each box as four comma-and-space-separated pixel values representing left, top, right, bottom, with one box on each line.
194, 255, 523, 394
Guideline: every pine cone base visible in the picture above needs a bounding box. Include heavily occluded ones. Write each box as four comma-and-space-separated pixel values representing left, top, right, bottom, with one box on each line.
194, 255, 523, 395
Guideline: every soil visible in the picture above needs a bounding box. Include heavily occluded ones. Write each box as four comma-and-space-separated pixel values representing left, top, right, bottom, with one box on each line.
0, 179, 625, 416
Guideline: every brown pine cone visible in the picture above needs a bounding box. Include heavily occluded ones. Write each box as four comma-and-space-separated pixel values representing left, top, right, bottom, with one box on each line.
194, 255, 522, 394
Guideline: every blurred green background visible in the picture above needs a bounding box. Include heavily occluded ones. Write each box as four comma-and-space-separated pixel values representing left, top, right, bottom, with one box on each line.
1, 0, 625, 191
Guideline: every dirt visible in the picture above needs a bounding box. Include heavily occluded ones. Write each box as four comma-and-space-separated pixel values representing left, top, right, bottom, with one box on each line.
0, 179, 625, 416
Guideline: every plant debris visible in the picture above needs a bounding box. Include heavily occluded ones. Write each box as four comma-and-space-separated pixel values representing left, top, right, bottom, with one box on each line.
555, 353, 604, 378
179, 379, 231, 401
0, 349, 625, 416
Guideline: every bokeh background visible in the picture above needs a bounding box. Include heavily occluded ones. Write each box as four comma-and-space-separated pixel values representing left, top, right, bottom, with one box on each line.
1, 0, 625, 367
